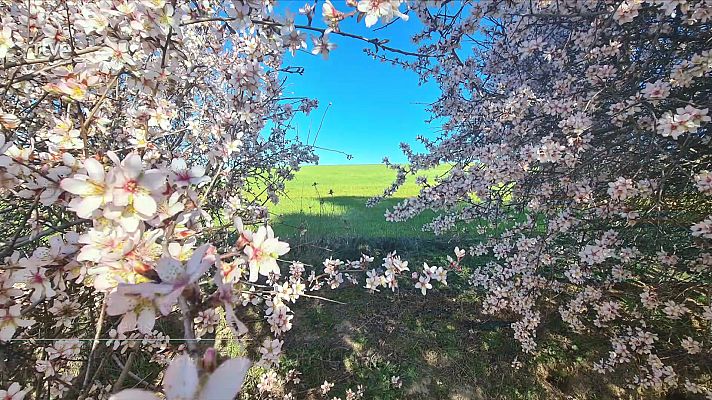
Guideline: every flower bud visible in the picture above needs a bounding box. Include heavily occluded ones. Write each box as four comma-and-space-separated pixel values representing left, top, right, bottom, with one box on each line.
202, 347, 217, 372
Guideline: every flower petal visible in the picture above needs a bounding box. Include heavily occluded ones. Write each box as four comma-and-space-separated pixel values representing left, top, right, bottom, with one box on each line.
122, 153, 143, 179
163, 354, 199, 400
198, 357, 251, 400
119, 213, 140, 233
60, 178, 91, 196
141, 169, 166, 191
106, 292, 134, 316
186, 244, 215, 279
117, 311, 137, 333
170, 158, 187, 172
137, 307, 156, 334
253, 226, 267, 246
84, 157, 105, 181
109, 389, 161, 400
156, 257, 183, 283
133, 193, 157, 216
73, 196, 103, 218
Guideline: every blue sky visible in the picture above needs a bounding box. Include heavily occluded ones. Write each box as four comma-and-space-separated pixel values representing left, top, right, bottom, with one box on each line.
276, 1, 441, 165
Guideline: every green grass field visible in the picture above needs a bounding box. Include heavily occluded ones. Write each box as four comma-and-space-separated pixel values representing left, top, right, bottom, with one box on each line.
267, 164, 452, 239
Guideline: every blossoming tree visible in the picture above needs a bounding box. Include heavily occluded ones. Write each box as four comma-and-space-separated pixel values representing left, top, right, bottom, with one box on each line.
369, 0, 712, 396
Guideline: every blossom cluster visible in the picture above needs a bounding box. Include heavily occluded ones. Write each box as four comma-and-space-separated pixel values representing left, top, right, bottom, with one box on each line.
368, 0, 712, 396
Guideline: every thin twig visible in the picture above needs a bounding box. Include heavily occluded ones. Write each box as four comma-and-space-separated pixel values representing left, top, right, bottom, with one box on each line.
300, 293, 347, 305
112, 351, 137, 393
178, 295, 198, 354
81, 296, 107, 390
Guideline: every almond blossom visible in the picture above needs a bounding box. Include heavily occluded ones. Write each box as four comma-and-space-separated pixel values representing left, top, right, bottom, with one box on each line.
322, 0, 345, 28
641, 80, 671, 100
0, 305, 34, 341
414, 275, 432, 296
694, 170, 712, 194
169, 158, 208, 188
106, 289, 158, 334
19, 267, 56, 302
0, 26, 13, 59
311, 31, 337, 59
244, 226, 290, 282
1, 0, 711, 397
108, 152, 166, 222
0, 383, 26, 400
121, 244, 216, 315
613, 1, 641, 24
60, 158, 112, 218
357, 0, 409, 28
691, 216, 712, 239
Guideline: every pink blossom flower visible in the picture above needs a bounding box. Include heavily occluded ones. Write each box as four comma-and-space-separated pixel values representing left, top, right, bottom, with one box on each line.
641, 80, 671, 100
20, 267, 56, 302
357, 0, 408, 28
169, 158, 208, 187
322, 0, 345, 28
414, 275, 432, 295
311, 32, 337, 59
244, 226, 290, 282
106, 289, 158, 334
108, 152, 166, 221
0, 382, 26, 400
613, 1, 641, 24
213, 267, 249, 337
691, 216, 712, 239
121, 244, 216, 315
694, 170, 712, 194
0, 304, 34, 341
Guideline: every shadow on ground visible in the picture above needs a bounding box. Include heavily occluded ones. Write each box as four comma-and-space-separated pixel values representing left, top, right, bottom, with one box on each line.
271, 196, 443, 240
281, 285, 627, 400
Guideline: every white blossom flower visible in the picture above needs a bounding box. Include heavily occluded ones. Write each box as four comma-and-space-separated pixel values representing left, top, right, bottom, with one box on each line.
20, 267, 56, 302
662, 300, 689, 319
0, 305, 34, 341
694, 170, 712, 194
414, 275, 432, 296
680, 337, 701, 354
691, 216, 712, 239
60, 158, 112, 218
169, 158, 208, 187
244, 226, 290, 282
321, 381, 334, 395
109, 152, 166, 218
107, 290, 158, 334
0, 382, 26, 400
641, 80, 671, 100
121, 244, 216, 315
258, 338, 283, 365
357, 0, 408, 28
311, 32, 337, 59
0, 26, 14, 59
613, 0, 641, 24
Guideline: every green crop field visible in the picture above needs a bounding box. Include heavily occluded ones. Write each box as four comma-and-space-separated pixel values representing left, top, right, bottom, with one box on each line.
267, 164, 452, 239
